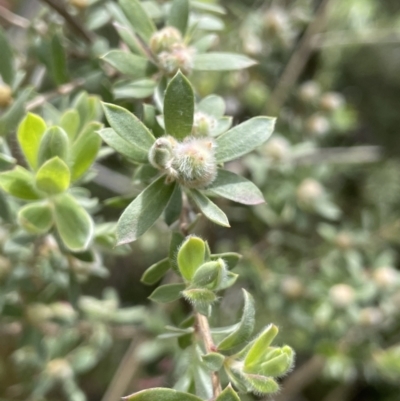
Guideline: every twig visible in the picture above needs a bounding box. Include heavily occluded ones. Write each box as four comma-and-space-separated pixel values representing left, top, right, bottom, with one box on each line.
268, 0, 332, 114
195, 313, 222, 398
0, 5, 30, 28
40, 0, 93, 43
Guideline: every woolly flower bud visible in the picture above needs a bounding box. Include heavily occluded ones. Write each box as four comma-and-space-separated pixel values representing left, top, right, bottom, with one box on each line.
192, 112, 217, 137
329, 284, 355, 308
148, 136, 177, 171
298, 81, 320, 103
306, 114, 330, 136
320, 92, 344, 112
280, 276, 304, 299
264, 8, 289, 36
358, 307, 383, 326
172, 137, 217, 188
46, 359, 73, 380
296, 178, 324, 206
0, 84, 12, 107
334, 232, 353, 250
263, 136, 290, 162
373, 266, 398, 288
150, 26, 183, 54
158, 44, 194, 76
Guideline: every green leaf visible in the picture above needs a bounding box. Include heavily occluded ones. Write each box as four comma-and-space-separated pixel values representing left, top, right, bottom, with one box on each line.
218, 290, 255, 351
189, 189, 230, 227
73, 92, 102, 130
60, 109, 81, 141
54, 193, 94, 252
113, 79, 157, 100
211, 117, 232, 137
98, 128, 148, 163
244, 324, 279, 369
149, 283, 186, 303
192, 260, 225, 289
114, 23, 148, 56
192, 34, 218, 53
0, 153, 16, 171
123, 388, 203, 401
177, 235, 205, 281
0, 26, 14, 85
216, 117, 276, 163
168, 0, 189, 35
17, 113, 47, 170
102, 50, 152, 79
198, 95, 225, 118
211, 252, 242, 270
243, 375, 279, 395
164, 184, 182, 225
18, 202, 53, 234
216, 385, 240, 401
35, 157, 70, 195
182, 288, 216, 314
119, 0, 156, 42
70, 122, 102, 181
0, 166, 41, 200
202, 352, 225, 372
169, 231, 185, 272
208, 169, 264, 205
259, 346, 294, 377
102, 103, 155, 155
164, 71, 194, 140
49, 34, 68, 85
193, 53, 256, 71
37, 126, 69, 167
141, 257, 171, 285
116, 177, 176, 245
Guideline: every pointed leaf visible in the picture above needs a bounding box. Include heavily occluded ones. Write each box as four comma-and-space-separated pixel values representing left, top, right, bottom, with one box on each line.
192, 260, 225, 289
218, 290, 255, 351
0, 26, 14, 84
168, 0, 189, 35
198, 95, 225, 118
18, 202, 53, 234
119, 0, 156, 42
123, 388, 203, 401
182, 288, 216, 314
60, 109, 81, 141
37, 126, 69, 167
177, 235, 205, 281
17, 113, 47, 170
164, 184, 182, 225
141, 257, 171, 285
216, 385, 240, 401
113, 79, 157, 99
0, 166, 41, 200
164, 71, 194, 140
117, 177, 176, 245
211, 252, 242, 270
102, 50, 152, 79
193, 53, 256, 71
216, 117, 275, 163
259, 347, 294, 377
243, 375, 279, 395
35, 157, 70, 195
149, 283, 186, 303
202, 353, 225, 372
54, 193, 94, 252
189, 189, 230, 227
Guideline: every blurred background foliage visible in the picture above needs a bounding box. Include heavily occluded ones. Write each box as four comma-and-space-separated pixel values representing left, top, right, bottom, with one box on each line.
1, 0, 400, 400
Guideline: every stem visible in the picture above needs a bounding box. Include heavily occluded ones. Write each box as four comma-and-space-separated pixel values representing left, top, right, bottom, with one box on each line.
0, 5, 30, 28
196, 313, 222, 398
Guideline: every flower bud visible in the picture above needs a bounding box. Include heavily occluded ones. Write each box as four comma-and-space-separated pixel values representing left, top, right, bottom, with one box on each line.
46, 359, 73, 380
192, 112, 217, 137
298, 81, 320, 103
148, 136, 177, 171
306, 114, 330, 136
320, 92, 344, 111
50, 302, 77, 322
334, 232, 353, 250
358, 307, 383, 326
158, 44, 194, 76
263, 137, 290, 162
264, 8, 289, 36
150, 27, 183, 54
26, 303, 54, 326
296, 178, 324, 206
373, 266, 398, 288
69, 0, 88, 9
280, 276, 304, 299
0, 84, 12, 107
329, 284, 355, 308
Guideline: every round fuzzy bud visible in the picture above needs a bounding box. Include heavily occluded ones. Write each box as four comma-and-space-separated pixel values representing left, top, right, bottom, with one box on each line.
46, 359, 73, 380
0, 255, 11, 281
358, 307, 383, 326
148, 136, 177, 171
50, 302, 77, 322
150, 27, 183, 54
320, 92, 344, 112
263, 136, 290, 162
334, 232, 353, 250
298, 81, 320, 103
296, 178, 324, 206
329, 284, 355, 308
157, 44, 194, 76
280, 276, 304, 299
264, 8, 289, 36
192, 112, 217, 137
306, 114, 330, 136
26, 303, 53, 326
69, 0, 88, 9
172, 137, 217, 188
373, 266, 398, 288
0, 84, 12, 107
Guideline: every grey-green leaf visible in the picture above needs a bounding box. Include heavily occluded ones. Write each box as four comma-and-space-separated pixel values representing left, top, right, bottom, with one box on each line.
102, 50, 151, 79
168, 0, 189, 35
208, 169, 264, 205
164, 71, 194, 140
0, 26, 14, 85
141, 257, 171, 285
193, 53, 256, 71
215, 117, 276, 163
123, 388, 203, 401
18, 202, 53, 234
0, 166, 41, 200
216, 385, 240, 401
189, 189, 230, 227
198, 95, 225, 118
149, 283, 186, 303
116, 177, 176, 245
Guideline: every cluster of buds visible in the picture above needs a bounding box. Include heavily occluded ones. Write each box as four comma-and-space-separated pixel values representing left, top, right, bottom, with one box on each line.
150, 27, 194, 76
191, 112, 217, 137
148, 135, 217, 189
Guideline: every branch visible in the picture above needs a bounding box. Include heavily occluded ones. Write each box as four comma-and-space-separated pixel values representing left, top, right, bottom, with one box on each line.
0, 5, 30, 28
40, 0, 93, 43
268, 0, 333, 113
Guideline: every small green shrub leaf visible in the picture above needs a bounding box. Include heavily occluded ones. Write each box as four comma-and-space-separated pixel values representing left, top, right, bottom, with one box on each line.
119, 0, 156, 42
122, 388, 203, 401
0, 166, 41, 200
164, 184, 182, 225
113, 79, 157, 99
168, 0, 189, 35
60, 109, 81, 141
211, 252, 242, 270
141, 257, 171, 285
208, 169, 264, 205
192, 260, 225, 289
149, 283, 186, 303
202, 352, 225, 372
35, 157, 70, 195
18, 202, 53, 234
193, 53, 256, 71
182, 288, 216, 314
102, 50, 151, 79
218, 290, 255, 351
37, 126, 69, 167
259, 347, 294, 377
244, 375, 279, 395
116, 177, 176, 245
177, 235, 205, 281
164, 71, 194, 140
70, 122, 102, 181
54, 193, 94, 252
0, 26, 14, 85
189, 189, 230, 227
198, 95, 225, 118
216, 117, 275, 163
216, 385, 240, 401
